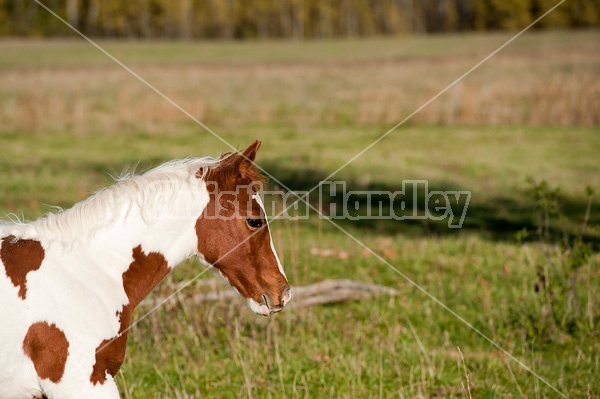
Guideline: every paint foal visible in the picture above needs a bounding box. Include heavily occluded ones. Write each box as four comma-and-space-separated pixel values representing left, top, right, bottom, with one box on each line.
0, 141, 290, 399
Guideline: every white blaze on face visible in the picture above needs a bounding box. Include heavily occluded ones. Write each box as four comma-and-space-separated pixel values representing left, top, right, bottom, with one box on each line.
252, 194, 287, 279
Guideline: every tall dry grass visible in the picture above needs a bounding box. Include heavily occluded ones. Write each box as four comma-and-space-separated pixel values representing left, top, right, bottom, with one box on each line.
1, 34, 598, 136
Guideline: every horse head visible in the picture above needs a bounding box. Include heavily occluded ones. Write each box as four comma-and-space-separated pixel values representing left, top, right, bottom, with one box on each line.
195, 140, 291, 315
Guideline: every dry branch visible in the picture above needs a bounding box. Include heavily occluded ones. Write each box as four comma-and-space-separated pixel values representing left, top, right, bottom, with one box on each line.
286, 279, 399, 308
142, 279, 398, 309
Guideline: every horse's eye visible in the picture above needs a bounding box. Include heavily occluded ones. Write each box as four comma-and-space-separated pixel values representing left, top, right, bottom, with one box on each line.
247, 218, 263, 229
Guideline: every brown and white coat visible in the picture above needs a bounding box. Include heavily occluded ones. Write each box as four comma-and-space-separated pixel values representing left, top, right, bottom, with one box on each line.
0, 141, 290, 399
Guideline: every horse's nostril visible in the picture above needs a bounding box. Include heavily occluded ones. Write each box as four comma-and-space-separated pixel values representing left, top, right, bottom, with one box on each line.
262, 292, 287, 314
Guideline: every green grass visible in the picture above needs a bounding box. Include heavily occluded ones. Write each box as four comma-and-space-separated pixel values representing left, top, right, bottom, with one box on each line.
1, 31, 599, 398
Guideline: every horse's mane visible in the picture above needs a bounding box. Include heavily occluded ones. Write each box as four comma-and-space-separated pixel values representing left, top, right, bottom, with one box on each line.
0, 157, 223, 244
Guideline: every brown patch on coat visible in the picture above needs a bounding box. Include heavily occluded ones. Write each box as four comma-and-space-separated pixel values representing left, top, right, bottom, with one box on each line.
90, 245, 170, 385
1, 235, 45, 300
22, 322, 69, 383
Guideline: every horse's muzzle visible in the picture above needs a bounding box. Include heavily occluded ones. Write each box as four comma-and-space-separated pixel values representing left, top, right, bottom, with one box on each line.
262, 288, 291, 315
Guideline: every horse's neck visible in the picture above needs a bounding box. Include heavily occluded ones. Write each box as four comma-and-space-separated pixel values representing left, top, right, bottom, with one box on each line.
88, 207, 197, 268
37, 178, 209, 288
88, 191, 206, 270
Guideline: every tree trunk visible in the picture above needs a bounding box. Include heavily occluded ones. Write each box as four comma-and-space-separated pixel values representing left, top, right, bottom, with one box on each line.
66, 0, 78, 28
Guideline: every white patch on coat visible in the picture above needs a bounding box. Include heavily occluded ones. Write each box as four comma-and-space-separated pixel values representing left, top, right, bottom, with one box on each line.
0, 157, 219, 399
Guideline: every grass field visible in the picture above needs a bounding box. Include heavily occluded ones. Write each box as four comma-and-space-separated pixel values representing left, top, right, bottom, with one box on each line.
1, 30, 599, 398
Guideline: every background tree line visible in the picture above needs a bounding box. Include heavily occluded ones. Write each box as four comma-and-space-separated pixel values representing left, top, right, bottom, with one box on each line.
2, 0, 599, 39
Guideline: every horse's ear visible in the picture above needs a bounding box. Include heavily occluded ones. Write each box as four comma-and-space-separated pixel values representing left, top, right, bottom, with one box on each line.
237, 140, 261, 178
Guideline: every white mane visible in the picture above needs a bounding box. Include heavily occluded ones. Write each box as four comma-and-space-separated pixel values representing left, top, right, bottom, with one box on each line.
0, 156, 220, 244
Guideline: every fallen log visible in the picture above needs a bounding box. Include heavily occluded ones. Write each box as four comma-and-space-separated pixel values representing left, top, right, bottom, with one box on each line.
141, 279, 398, 309
286, 279, 399, 308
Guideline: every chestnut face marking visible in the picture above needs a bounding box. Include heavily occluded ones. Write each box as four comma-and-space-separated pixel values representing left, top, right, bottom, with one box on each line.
1, 235, 45, 300
91, 245, 170, 385
22, 322, 69, 383
195, 140, 291, 316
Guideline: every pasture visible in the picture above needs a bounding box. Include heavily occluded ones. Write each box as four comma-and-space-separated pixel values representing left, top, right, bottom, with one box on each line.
0, 30, 599, 398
